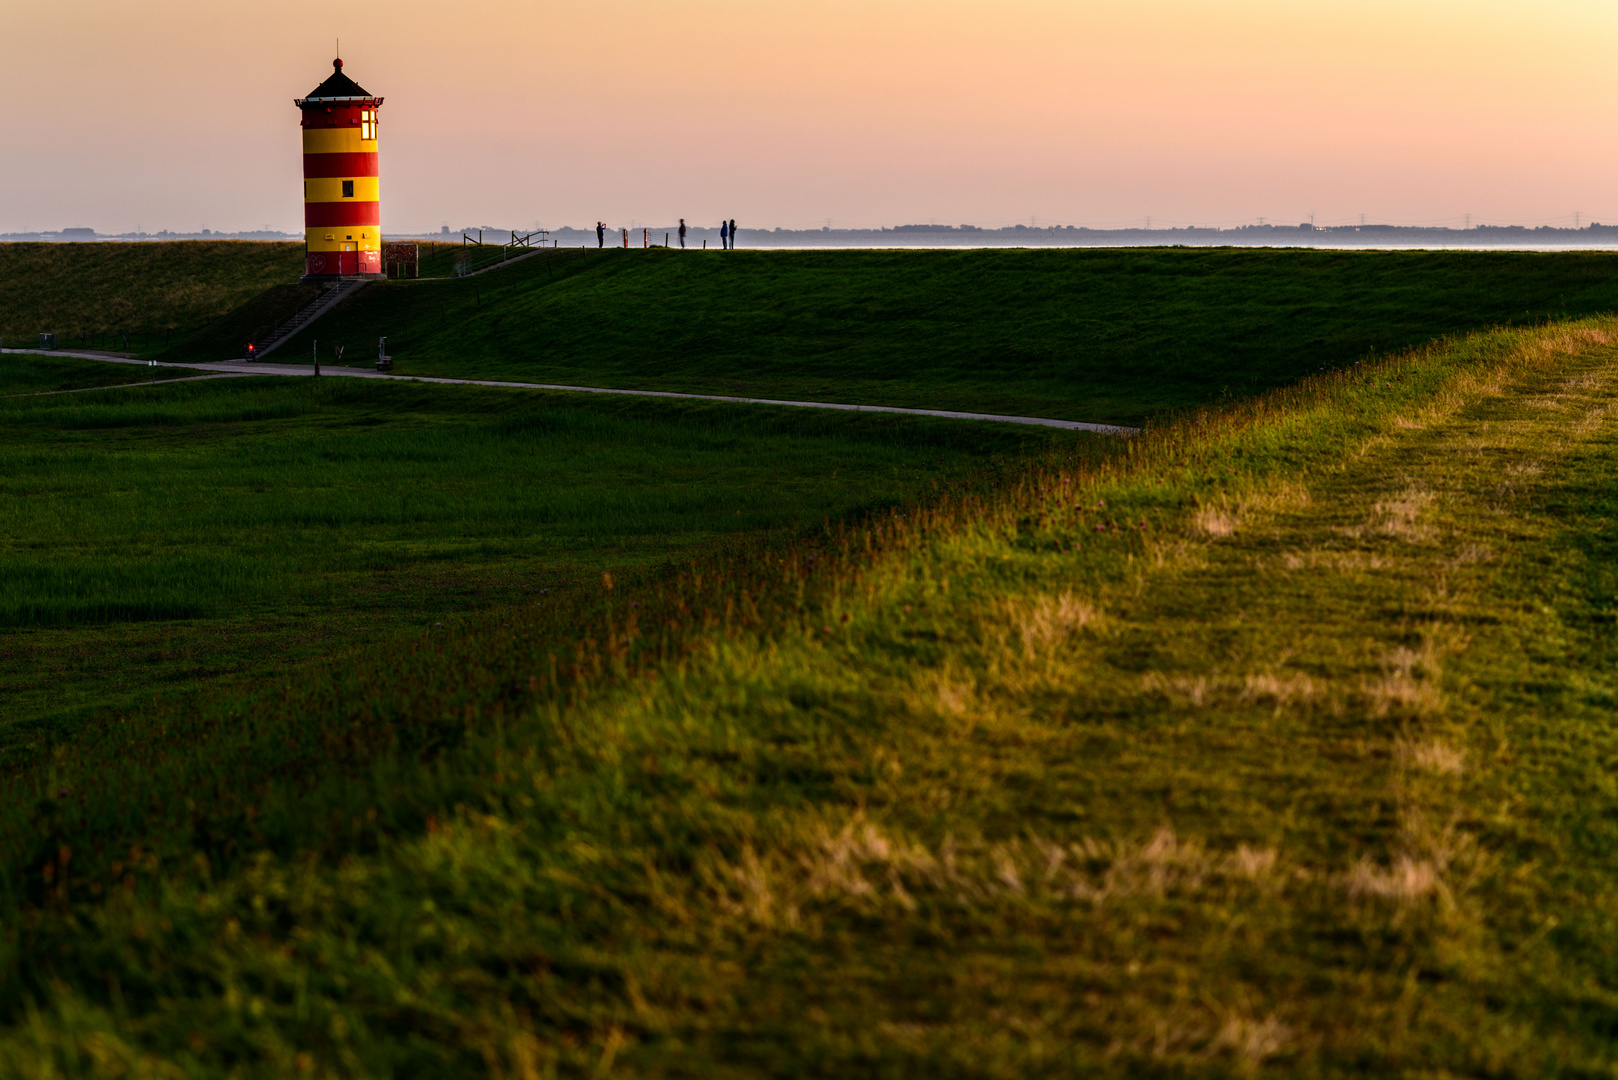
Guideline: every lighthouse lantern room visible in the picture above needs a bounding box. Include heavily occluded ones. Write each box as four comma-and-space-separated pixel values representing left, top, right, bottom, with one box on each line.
295, 58, 383, 280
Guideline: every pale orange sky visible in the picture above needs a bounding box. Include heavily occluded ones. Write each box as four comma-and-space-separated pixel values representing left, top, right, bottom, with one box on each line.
2, 0, 1616, 233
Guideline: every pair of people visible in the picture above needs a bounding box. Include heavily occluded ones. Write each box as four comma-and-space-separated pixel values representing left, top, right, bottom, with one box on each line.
674, 219, 736, 249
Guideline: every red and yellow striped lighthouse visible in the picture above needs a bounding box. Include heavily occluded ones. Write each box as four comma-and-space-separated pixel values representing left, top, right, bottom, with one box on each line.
295, 58, 383, 280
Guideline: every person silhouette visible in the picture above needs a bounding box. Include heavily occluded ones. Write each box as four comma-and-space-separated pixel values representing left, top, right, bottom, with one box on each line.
596, 222, 605, 248
720, 219, 729, 250
678, 219, 687, 249
729, 219, 737, 250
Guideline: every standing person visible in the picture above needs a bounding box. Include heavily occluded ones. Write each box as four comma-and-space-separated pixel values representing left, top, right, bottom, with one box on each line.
729, 219, 737, 250
596, 221, 605, 248
720, 219, 729, 250
678, 219, 687, 249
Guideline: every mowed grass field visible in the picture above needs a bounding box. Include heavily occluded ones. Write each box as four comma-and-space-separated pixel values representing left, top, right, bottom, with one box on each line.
0, 321, 1616, 1074
207, 245, 1618, 424
0, 353, 1070, 743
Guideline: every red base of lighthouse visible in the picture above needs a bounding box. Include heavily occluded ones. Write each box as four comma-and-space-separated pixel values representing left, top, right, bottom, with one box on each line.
303, 250, 384, 280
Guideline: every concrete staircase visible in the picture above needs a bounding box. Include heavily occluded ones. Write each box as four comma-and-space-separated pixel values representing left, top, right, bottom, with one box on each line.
249, 279, 370, 359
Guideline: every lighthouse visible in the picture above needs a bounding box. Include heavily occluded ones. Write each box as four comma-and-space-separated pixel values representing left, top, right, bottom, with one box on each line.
295, 58, 383, 280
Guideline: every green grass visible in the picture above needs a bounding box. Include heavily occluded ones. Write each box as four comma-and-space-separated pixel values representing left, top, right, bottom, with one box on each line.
414, 239, 525, 278
0, 242, 304, 349
204, 245, 1618, 424
0, 353, 211, 395
8, 244, 1618, 1074
0, 356, 1071, 740
15, 242, 1618, 426
1, 321, 1617, 1074
167, 282, 321, 360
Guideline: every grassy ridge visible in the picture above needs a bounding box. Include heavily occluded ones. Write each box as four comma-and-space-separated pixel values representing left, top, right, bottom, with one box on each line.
11, 242, 1618, 424
227, 246, 1618, 423
2, 321, 1616, 1073
0, 242, 303, 348
0, 359, 1068, 738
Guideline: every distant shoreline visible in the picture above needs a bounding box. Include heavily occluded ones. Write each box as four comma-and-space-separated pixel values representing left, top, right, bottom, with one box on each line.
8, 224, 1618, 253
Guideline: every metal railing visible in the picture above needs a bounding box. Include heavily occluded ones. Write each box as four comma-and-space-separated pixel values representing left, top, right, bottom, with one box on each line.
455, 229, 558, 276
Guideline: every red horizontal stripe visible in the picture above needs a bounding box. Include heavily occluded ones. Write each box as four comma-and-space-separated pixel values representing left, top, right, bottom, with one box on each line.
304, 201, 381, 227
304, 152, 378, 178
299, 104, 380, 126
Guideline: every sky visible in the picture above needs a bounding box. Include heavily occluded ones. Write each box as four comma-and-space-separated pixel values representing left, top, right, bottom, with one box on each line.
2, 0, 1617, 234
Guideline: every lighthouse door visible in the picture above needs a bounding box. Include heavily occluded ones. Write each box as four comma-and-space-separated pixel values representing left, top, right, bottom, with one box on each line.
338, 243, 358, 275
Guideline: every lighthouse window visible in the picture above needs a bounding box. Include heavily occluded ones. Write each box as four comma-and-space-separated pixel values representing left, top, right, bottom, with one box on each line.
342, 180, 355, 198
360, 109, 376, 140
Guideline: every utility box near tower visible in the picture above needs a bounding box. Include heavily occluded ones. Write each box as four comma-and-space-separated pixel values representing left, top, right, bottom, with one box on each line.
383, 242, 418, 279
296, 58, 384, 281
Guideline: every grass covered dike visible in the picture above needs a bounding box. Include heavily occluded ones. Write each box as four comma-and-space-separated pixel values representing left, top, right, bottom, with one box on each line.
2, 319, 1617, 1073
243, 245, 1618, 424
0, 242, 304, 348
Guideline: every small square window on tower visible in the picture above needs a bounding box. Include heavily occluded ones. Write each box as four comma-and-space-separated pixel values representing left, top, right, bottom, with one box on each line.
342, 180, 355, 198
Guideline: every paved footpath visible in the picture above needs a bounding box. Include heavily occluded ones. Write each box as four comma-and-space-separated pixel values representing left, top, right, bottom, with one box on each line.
0, 350, 1138, 434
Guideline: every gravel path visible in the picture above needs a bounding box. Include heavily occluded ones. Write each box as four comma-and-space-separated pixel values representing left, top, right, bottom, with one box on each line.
0, 350, 1138, 434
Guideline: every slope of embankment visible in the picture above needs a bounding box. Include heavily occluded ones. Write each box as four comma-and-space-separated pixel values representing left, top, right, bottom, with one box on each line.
245, 246, 1618, 424
0, 241, 304, 349
3, 320, 1617, 1074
